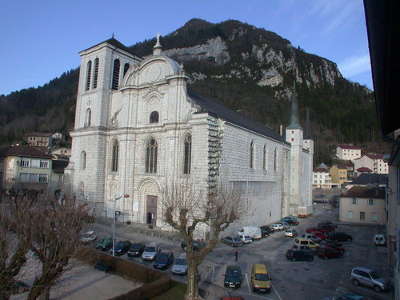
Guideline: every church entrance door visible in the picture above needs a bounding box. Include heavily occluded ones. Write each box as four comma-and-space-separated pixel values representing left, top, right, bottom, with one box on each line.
146, 195, 157, 225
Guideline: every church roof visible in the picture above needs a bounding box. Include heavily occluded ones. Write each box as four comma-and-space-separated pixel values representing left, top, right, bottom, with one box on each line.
81, 38, 138, 57
188, 90, 285, 143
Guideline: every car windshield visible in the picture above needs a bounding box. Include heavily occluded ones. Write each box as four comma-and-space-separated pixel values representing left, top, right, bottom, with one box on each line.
157, 254, 169, 262
175, 258, 187, 265
255, 273, 270, 281
370, 271, 380, 279
116, 242, 124, 248
228, 270, 241, 278
131, 244, 143, 250
144, 247, 156, 252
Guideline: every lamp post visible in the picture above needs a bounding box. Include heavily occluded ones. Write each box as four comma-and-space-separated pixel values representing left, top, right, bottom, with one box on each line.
112, 193, 129, 256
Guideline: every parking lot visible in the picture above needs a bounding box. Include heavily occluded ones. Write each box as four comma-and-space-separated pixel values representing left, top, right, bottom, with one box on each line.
89, 191, 393, 300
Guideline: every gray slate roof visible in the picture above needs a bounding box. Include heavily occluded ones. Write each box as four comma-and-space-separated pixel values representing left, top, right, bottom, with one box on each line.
188, 90, 285, 143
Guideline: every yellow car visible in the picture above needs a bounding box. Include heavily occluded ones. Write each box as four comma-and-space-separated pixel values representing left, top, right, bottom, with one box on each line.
251, 264, 271, 293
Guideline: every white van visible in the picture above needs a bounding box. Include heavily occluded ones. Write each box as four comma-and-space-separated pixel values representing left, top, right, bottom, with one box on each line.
238, 226, 262, 240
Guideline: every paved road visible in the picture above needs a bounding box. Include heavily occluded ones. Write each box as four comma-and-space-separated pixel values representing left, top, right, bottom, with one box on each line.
89, 189, 393, 300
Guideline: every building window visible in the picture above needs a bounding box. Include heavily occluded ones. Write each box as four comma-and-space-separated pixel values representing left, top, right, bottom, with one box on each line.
123, 63, 130, 76
274, 148, 277, 171
81, 151, 86, 170
145, 138, 158, 173
360, 211, 365, 221
263, 145, 267, 170
183, 134, 192, 174
368, 199, 374, 206
250, 141, 254, 169
149, 111, 159, 123
371, 213, 378, 222
93, 58, 99, 89
39, 174, 48, 183
86, 60, 92, 91
20, 159, 30, 168
40, 160, 49, 168
31, 159, 40, 168
347, 211, 353, 219
352, 198, 357, 205
111, 140, 119, 172
112, 59, 120, 90
85, 108, 91, 128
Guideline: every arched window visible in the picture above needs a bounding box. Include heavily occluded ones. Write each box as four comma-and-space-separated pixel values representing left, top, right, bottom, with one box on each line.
93, 58, 99, 89
85, 60, 92, 91
112, 59, 120, 90
145, 138, 158, 173
81, 151, 86, 170
184, 134, 192, 174
111, 140, 119, 172
84, 108, 91, 128
149, 111, 159, 123
274, 148, 277, 171
263, 145, 267, 170
250, 141, 254, 169
123, 63, 130, 76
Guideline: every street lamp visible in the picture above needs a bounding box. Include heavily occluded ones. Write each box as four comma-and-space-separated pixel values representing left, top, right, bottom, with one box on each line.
112, 193, 129, 256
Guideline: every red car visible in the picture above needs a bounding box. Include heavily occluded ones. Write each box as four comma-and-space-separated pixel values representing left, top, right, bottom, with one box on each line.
313, 232, 327, 240
319, 240, 345, 253
306, 227, 320, 233
317, 246, 343, 259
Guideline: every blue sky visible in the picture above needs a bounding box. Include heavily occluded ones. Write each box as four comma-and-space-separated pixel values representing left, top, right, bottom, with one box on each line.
0, 0, 371, 96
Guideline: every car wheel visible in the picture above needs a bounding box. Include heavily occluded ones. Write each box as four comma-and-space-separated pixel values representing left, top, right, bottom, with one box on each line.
374, 285, 383, 292
352, 279, 360, 286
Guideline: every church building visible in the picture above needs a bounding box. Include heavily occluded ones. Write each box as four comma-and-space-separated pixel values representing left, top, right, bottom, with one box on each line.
65, 36, 313, 234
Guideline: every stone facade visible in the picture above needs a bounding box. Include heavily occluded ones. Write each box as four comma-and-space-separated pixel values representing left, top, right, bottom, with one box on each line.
65, 37, 314, 235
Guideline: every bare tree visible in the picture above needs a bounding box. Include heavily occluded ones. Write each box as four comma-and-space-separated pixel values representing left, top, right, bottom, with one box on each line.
162, 180, 243, 300
27, 196, 88, 300
0, 191, 35, 300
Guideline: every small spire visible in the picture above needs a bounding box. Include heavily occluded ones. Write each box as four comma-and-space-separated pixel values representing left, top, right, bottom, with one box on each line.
112, 32, 115, 39
153, 33, 162, 55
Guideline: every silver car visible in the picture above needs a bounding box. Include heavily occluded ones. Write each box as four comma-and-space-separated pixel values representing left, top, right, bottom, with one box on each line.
171, 253, 188, 275
351, 267, 389, 292
141, 243, 160, 261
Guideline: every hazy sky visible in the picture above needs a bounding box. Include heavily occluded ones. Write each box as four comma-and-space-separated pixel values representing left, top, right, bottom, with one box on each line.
0, 0, 372, 96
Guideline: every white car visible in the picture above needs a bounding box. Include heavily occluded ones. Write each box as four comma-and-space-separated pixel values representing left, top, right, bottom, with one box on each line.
141, 243, 160, 261
373, 234, 386, 246
271, 223, 284, 231
285, 228, 297, 237
80, 230, 97, 243
238, 234, 253, 244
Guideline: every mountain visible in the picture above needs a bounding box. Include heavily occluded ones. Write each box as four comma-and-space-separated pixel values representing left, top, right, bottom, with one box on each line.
0, 19, 381, 164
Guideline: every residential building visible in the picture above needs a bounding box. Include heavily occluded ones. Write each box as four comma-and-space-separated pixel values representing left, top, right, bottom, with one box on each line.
51, 147, 71, 159
353, 155, 374, 173
329, 164, 348, 187
0, 146, 53, 192
64, 37, 314, 236
24, 132, 53, 148
353, 154, 389, 175
364, 1, 399, 298
313, 165, 332, 189
339, 186, 386, 225
336, 144, 362, 160
355, 167, 373, 177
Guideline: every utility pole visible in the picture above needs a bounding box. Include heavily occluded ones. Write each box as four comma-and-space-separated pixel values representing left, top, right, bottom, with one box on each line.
112, 193, 129, 256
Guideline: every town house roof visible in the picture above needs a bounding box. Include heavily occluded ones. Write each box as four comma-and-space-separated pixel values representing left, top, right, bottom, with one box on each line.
341, 186, 385, 199
1, 146, 52, 160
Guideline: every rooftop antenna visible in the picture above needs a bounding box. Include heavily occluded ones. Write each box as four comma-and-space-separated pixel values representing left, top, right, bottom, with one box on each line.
112, 32, 115, 39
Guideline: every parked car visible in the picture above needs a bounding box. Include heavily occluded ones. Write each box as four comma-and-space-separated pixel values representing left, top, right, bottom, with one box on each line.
351, 267, 390, 292
80, 230, 97, 243
318, 221, 337, 229
373, 234, 386, 246
282, 216, 299, 225
171, 253, 188, 275
220, 297, 244, 300
294, 238, 319, 249
301, 233, 321, 243
285, 228, 297, 237
306, 227, 322, 234
314, 231, 328, 240
181, 240, 206, 251
292, 244, 313, 251
286, 249, 314, 261
222, 236, 244, 247
238, 234, 253, 244
142, 243, 161, 261
238, 226, 262, 240
94, 260, 113, 272
271, 223, 284, 231
127, 243, 145, 257
317, 246, 344, 259
328, 232, 353, 242
111, 240, 131, 256
319, 240, 344, 253
250, 264, 271, 293
224, 265, 243, 288
318, 224, 336, 232
153, 251, 174, 270
260, 225, 273, 237
96, 237, 113, 251
322, 293, 365, 300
